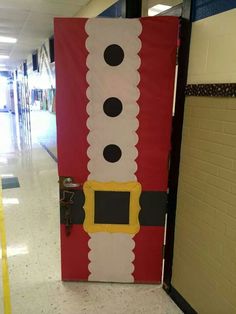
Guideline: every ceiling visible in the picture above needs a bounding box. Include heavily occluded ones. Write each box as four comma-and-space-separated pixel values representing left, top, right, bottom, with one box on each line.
0, 0, 183, 71
148, 0, 182, 8
0, 0, 90, 70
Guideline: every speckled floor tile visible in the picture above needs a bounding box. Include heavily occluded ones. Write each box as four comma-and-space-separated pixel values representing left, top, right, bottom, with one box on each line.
0, 112, 182, 314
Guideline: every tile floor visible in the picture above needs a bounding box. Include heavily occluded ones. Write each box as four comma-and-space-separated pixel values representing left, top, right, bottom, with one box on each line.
0, 111, 183, 314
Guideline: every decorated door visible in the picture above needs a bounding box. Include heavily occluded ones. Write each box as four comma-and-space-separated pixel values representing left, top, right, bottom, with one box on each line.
55, 16, 178, 283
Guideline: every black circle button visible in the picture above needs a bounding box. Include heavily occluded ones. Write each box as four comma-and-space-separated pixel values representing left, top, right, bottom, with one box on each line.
103, 97, 123, 117
104, 44, 124, 66
103, 144, 122, 163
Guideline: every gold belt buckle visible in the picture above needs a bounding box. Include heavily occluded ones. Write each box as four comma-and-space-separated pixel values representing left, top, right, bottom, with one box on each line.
83, 181, 141, 234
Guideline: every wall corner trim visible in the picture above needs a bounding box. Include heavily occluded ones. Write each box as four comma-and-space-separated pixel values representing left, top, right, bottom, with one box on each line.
165, 285, 198, 314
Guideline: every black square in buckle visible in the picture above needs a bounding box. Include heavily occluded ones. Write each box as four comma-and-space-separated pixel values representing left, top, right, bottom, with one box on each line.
94, 191, 130, 225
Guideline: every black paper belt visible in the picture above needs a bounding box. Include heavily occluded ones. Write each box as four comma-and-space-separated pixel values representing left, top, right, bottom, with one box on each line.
60, 190, 167, 227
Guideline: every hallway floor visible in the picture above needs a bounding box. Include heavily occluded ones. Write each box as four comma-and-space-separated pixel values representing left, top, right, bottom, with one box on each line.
0, 111, 182, 314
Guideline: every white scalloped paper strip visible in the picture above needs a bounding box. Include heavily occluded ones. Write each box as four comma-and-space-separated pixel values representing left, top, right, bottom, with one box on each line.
85, 18, 142, 283
85, 18, 142, 182
88, 233, 135, 282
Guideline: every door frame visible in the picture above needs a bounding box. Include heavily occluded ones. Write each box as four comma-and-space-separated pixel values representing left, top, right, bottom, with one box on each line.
163, 0, 192, 293
121, 0, 193, 291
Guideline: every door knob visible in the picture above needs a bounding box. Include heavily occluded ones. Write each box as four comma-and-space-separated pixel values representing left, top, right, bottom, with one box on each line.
63, 177, 80, 188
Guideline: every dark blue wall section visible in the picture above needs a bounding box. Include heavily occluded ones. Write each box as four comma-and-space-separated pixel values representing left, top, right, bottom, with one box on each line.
192, 0, 236, 21
99, 1, 122, 17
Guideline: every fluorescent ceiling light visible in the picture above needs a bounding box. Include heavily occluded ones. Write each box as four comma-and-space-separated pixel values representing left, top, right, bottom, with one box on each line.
148, 4, 171, 16
0, 36, 17, 43
0, 157, 8, 164
0, 174, 14, 178
0, 55, 9, 59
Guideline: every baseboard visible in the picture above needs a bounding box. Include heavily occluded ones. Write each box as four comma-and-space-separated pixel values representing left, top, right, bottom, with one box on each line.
165, 284, 197, 314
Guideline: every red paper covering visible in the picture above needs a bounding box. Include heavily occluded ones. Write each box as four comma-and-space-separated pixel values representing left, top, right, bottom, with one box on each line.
55, 17, 178, 283
133, 226, 165, 283
60, 225, 90, 280
55, 18, 89, 184
136, 17, 178, 191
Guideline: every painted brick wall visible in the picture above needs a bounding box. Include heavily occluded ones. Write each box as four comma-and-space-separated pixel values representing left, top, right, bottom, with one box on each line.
187, 8, 236, 84
172, 96, 236, 313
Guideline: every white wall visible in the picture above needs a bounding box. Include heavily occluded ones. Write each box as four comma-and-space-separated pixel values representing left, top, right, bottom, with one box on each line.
188, 8, 236, 83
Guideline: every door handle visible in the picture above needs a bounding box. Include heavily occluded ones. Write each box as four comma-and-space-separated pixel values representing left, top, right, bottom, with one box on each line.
63, 177, 80, 188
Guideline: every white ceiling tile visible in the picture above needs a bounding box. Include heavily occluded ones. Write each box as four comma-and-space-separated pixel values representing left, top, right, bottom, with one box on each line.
0, 47, 10, 54
44, 0, 89, 4
0, 0, 34, 10
31, 1, 83, 16
0, 8, 30, 20
0, 0, 90, 68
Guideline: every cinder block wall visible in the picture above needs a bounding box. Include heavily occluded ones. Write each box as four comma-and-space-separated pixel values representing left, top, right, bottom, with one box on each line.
172, 96, 236, 313
188, 8, 236, 83
171, 3, 236, 314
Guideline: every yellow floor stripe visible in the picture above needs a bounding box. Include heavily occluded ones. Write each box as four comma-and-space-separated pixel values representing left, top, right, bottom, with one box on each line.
0, 180, 12, 314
